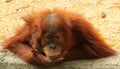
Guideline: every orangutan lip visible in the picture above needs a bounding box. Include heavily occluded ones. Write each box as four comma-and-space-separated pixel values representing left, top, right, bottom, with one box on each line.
47, 50, 67, 61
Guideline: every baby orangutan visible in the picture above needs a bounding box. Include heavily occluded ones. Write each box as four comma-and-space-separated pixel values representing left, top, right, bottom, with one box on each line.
3, 9, 116, 66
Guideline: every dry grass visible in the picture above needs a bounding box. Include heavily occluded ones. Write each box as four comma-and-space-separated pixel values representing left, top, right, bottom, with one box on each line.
0, 0, 120, 50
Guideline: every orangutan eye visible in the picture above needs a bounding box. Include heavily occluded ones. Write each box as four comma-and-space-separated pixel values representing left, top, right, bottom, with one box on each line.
47, 37, 52, 40
58, 27, 65, 32
55, 36, 59, 41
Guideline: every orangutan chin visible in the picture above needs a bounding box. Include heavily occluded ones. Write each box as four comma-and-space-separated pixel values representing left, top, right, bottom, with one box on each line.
3, 9, 116, 66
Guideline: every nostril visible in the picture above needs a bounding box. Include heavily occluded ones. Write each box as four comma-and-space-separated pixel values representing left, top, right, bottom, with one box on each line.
50, 44, 56, 49
50, 46, 56, 49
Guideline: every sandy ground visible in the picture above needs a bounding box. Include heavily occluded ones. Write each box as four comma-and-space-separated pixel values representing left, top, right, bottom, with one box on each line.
0, 0, 120, 69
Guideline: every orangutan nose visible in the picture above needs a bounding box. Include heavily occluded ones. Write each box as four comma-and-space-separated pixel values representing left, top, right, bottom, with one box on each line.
49, 44, 56, 49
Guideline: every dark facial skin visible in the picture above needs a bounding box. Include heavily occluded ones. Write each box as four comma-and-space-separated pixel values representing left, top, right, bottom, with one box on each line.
40, 13, 66, 61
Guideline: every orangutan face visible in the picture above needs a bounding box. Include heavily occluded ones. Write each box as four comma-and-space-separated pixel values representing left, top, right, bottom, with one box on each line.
40, 13, 66, 60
